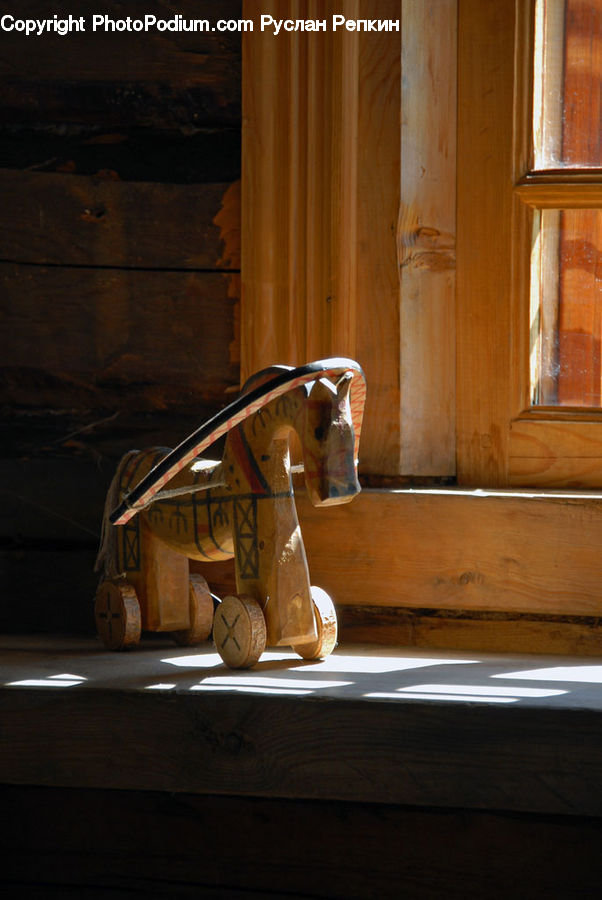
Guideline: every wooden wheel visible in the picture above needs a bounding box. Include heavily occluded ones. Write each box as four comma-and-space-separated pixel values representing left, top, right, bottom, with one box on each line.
95, 580, 141, 650
173, 574, 214, 646
292, 587, 337, 660
213, 595, 267, 669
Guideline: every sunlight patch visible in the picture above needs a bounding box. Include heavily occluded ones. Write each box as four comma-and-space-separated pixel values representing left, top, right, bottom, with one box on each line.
7, 673, 86, 688
298, 656, 480, 674
398, 683, 567, 698
200, 675, 352, 690
492, 666, 602, 684
366, 691, 518, 703
190, 684, 312, 696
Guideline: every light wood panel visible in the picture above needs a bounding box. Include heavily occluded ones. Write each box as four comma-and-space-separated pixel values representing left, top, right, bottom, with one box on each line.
399, 0, 456, 475
510, 418, 602, 486
354, 0, 401, 474
297, 488, 602, 617
456, 0, 517, 485
516, 179, 602, 208
241, 0, 401, 475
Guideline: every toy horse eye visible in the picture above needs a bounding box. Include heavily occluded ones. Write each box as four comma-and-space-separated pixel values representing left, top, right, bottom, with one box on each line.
314, 425, 325, 440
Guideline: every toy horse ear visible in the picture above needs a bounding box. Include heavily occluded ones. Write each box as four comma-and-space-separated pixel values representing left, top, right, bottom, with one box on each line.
335, 371, 353, 402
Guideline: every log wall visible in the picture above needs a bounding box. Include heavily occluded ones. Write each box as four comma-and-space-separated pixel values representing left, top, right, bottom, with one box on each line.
0, 1, 241, 632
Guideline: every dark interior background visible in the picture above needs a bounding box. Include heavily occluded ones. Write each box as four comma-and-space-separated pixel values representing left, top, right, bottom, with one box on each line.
0, 0, 242, 633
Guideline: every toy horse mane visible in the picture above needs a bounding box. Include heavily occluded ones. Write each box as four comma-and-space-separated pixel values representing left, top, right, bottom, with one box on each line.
109, 357, 366, 526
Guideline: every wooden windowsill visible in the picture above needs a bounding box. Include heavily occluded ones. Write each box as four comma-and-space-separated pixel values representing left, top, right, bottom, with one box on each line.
3, 635, 602, 818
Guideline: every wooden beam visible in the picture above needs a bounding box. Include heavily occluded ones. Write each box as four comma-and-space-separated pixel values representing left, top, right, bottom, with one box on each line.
399, 0, 457, 476
510, 418, 602, 487
296, 488, 602, 617
0, 1, 241, 128
4, 785, 602, 897
0, 263, 239, 411
456, 0, 517, 485
241, 0, 402, 474
340, 606, 602, 656
355, 0, 402, 475
0, 172, 240, 270
4, 637, 602, 816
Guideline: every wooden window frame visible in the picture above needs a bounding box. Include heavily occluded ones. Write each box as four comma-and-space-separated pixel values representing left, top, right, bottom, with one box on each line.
237, 0, 602, 655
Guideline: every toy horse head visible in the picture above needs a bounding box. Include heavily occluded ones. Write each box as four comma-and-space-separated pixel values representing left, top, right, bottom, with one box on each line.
240, 363, 362, 509
301, 373, 361, 508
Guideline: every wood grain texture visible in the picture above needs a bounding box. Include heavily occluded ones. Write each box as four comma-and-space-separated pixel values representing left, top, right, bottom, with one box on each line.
0, 263, 239, 411
340, 606, 602, 656
355, 0, 402, 475
241, 0, 401, 475
4, 662, 602, 815
510, 418, 602, 486
516, 179, 602, 208
0, 0, 241, 128
296, 488, 602, 616
4, 786, 602, 898
399, 0, 456, 476
456, 0, 516, 485
0, 171, 240, 269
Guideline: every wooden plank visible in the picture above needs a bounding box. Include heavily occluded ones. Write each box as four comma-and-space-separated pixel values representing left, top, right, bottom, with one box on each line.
4, 639, 602, 815
0, 1, 241, 128
456, 0, 517, 485
0, 263, 239, 411
296, 488, 602, 616
4, 786, 602, 898
510, 418, 602, 486
340, 606, 602, 656
0, 128, 242, 184
241, 0, 402, 475
241, 0, 308, 373
355, 0, 402, 475
0, 171, 240, 269
398, 0, 456, 476
0, 410, 229, 462
516, 179, 602, 208
510, 419, 602, 457
509, 457, 602, 488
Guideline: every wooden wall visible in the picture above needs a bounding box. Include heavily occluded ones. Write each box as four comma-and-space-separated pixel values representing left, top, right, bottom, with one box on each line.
0, 1, 241, 633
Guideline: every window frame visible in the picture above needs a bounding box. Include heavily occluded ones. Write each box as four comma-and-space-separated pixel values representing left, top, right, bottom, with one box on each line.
237, 0, 602, 654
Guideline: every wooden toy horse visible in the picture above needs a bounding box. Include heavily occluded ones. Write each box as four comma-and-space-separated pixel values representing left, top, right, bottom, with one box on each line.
94, 358, 366, 667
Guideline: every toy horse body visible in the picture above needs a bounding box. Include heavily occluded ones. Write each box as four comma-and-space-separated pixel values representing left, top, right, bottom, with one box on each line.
95, 359, 365, 667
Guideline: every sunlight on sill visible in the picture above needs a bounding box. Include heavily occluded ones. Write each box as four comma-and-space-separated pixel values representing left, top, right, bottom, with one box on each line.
191, 685, 312, 696
388, 487, 602, 500
189, 674, 353, 695
367, 691, 518, 703
402, 683, 567, 698
7, 673, 87, 688
161, 651, 481, 674
493, 665, 602, 683
366, 682, 567, 703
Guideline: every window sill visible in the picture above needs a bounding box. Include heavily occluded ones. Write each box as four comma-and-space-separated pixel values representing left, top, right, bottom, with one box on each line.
3, 635, 602, 817
284, 487, 602, 654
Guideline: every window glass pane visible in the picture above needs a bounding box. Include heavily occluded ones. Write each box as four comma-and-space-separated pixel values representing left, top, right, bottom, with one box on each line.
531, 209, 602, 406
534, 0, 602, 169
